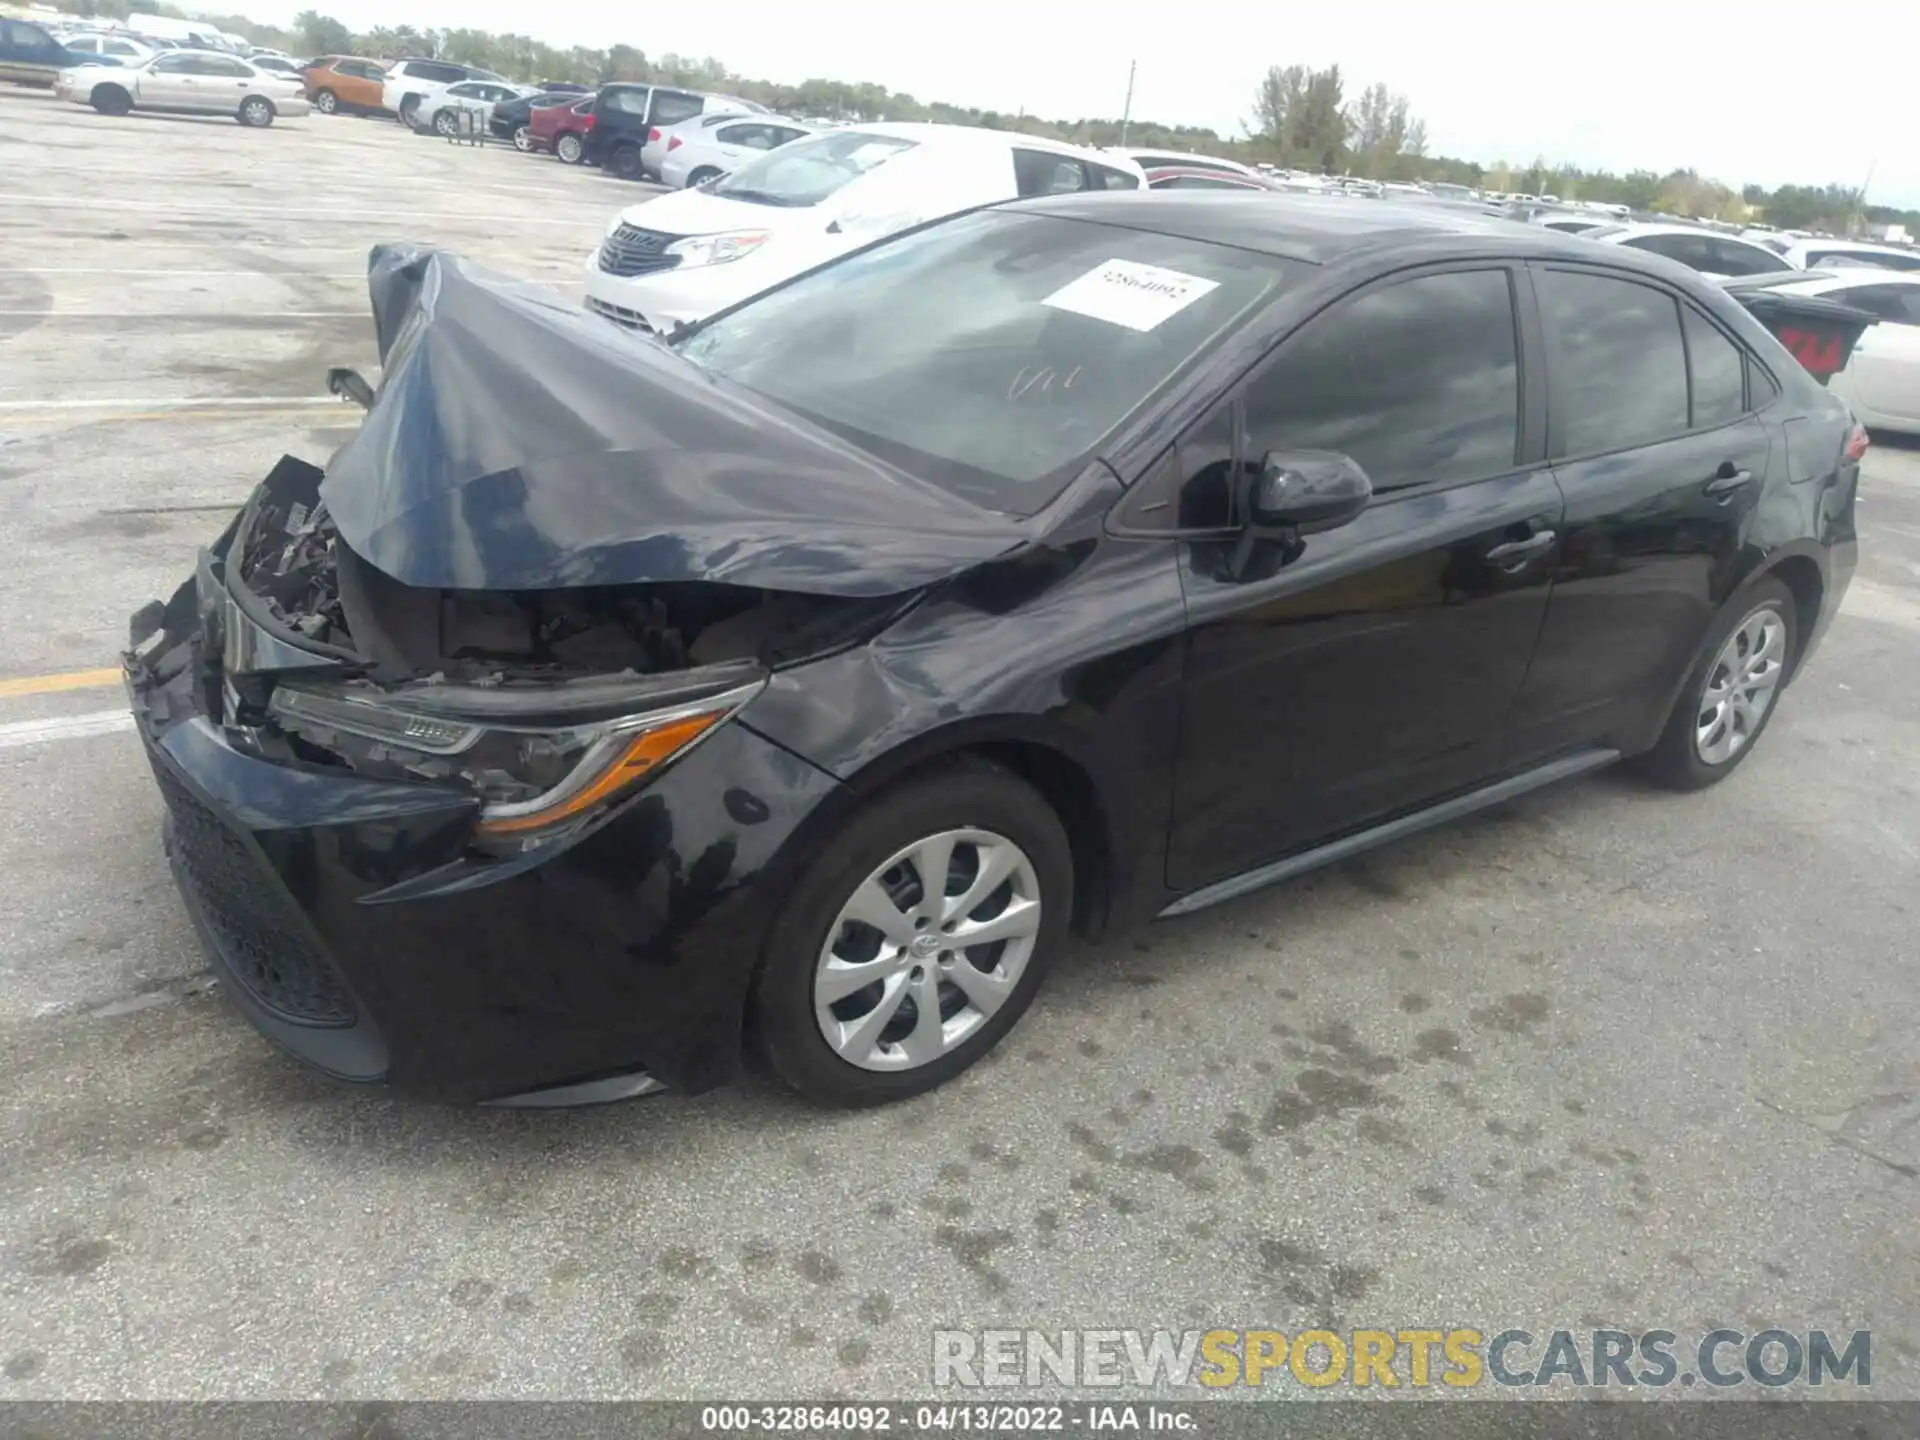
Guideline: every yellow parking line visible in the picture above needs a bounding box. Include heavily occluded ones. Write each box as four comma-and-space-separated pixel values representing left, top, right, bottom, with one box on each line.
0, 406, 351, 427
0, 667, 123, 699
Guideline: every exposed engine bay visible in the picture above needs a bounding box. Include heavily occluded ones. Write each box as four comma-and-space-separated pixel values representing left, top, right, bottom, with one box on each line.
234, 456, 908, 683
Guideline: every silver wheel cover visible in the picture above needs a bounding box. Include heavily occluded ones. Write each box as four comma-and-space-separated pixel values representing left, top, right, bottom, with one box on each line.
1696, 605, 1787, 765
814, 828, 1042, 1072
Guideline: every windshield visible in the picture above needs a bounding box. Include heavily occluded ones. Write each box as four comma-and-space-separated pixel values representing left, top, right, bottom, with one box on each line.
710, 130, 916, 208
675, 210, 1299, 514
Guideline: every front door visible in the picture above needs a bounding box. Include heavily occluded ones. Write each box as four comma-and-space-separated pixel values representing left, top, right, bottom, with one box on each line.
140, 52, 200, 107
1505, 265, 1777, 765
1165, 265, 1563, 892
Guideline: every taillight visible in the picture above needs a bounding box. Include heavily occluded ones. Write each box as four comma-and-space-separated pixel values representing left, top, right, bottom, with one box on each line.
1845, 423, 1870, 463
648, 126, 661, 142
667, 135, 682, 151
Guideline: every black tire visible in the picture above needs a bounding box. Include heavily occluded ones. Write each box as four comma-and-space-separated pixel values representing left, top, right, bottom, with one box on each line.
555, 131, 584, 164
607, 142, 645, 180
238, 96, 275, 128
312, 87, 337, 114
687, 166, 721, 188
1632, 577, 1798, 791
750, 758, 1073, 1107
90, 85, 131, 117
397, 94, 420, 126
512, 123, 533, 152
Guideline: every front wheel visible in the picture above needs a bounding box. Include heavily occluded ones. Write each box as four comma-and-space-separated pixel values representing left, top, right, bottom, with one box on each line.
237, 96, 275, 128
554, 131, 584, 164
432, 108, 457, 137
512, 123, 533, 152
751, 759, 1072, 1106
312, 87, 337, 114
1633, 577, 1797, 790
90, 85, 132, 117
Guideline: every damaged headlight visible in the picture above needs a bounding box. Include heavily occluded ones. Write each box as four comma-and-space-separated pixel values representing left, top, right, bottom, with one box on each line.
268, 672, 764, 855
663, 230, 773, 268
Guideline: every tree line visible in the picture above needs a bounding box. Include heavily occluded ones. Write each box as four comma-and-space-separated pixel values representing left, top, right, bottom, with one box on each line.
55, 0, 1918, 233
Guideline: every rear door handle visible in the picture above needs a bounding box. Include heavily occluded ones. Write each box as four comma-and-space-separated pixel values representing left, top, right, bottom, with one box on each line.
1484, 531, 1557, 567
1704, 466, 1753, 498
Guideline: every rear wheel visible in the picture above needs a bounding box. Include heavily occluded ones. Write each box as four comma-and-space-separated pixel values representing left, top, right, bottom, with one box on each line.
312, 87, 337, 114
607, 142, 645, 180
1633, 577, 1797, 790
512, 123, 533, 152
90, 85, 132, 117
687, 165, 721, 188
750, 759, 1072, 1106
555, 131, 584, 164
397, 94, 420, 126
237, 96, 275, 128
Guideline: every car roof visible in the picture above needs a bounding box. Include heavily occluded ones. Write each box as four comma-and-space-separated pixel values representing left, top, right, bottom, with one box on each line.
844, 122, 1133, 165
1783, 238, 1917, 259
1004, 191, 1623, 266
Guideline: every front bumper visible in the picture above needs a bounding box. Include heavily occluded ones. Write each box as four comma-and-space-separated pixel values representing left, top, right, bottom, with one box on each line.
581, 246, 774, 333
127, 545, 843, 1104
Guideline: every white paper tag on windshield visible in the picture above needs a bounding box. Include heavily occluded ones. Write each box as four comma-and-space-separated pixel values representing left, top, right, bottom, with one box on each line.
1041, 259, 1219, 332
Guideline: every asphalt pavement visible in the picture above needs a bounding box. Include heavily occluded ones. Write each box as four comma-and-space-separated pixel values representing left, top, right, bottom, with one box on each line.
0, 88, 1916, 1404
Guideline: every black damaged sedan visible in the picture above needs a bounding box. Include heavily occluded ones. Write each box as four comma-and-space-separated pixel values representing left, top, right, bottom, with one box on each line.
126, 194, 1866, 1107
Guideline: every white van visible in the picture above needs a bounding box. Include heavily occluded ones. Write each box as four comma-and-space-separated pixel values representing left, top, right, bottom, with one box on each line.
583, 122, 1144, 333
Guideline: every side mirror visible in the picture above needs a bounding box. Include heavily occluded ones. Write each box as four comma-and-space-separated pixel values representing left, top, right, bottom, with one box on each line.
1245, 450, 1372, 534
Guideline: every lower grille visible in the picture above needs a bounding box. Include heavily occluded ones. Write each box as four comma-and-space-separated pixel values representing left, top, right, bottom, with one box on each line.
597, 223, 683, 278
153, 761, 354, 1028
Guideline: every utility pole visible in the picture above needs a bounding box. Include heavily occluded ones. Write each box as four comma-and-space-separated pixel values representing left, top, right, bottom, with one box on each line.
1119, 60, 1135, 146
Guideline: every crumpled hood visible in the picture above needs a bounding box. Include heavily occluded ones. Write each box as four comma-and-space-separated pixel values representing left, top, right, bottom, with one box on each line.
318, 245, 1032, 597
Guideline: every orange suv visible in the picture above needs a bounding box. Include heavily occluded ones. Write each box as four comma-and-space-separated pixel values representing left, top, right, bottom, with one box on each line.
302, 56, 388, 115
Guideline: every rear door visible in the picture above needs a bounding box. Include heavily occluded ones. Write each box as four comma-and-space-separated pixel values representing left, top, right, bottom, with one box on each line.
1162, 264, 1563, 890
1830, 283, 1920, 428
0, 20, 70, 82
1504, 265, 1776, 765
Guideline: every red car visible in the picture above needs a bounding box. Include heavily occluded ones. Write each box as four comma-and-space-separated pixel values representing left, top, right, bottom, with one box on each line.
528, 95, 596, 164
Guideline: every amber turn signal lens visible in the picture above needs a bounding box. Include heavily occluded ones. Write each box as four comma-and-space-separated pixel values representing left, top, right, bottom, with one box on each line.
472, 711, 722, 840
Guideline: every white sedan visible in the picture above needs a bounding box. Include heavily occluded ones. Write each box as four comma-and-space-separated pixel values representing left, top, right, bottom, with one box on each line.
414, 80, 538, 138
1575, 222, 1790, 279
658, 115, 815, 189
1751, 271, 1920, 433
55, 49, 308, 125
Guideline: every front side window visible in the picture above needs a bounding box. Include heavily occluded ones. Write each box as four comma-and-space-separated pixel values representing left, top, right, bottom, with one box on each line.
206, 56, 252, 76
1240, 269, 1520, 492
1707, 240, 1789, 277
151, 53, 194, 73
9, 21, 55, 45
710, 130, 915, 208
1536, 268, 1688, 457
1683, 306, 1746, 428
676, 210, 1298, 514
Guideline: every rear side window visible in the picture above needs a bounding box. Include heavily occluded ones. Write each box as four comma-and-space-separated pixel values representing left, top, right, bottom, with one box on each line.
1706, 239, 1788, 277
1240, 268, 1520, 492
601, 86, 650, 115
1536, 269, 1688, 457
1155, 174, 1255, 190
650, 90, 704, 125
9, 21, 56, 45
716, 122, 778, 149
1834, 284, 1920, 323
1087, 164, 1140, 191
1624, 233, 1718, 273
1013, 150, 1096, 197
1810, 248, 1920, 273
1682, 306, 1746, 429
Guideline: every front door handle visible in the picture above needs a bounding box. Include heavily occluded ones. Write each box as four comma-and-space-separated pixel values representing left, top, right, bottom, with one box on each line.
1484, 530, 1557, 568
1704, 464, 1754, 499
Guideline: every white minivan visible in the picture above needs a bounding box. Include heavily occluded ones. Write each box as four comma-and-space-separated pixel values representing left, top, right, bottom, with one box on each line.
583, 122, 1146, 334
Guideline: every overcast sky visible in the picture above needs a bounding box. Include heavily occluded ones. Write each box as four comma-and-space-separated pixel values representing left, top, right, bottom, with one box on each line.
258, 0, 1918, 207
